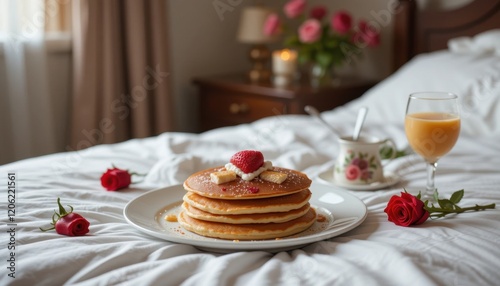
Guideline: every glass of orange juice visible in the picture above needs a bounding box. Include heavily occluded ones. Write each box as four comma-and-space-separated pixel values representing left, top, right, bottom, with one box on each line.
405, 92, 461, 199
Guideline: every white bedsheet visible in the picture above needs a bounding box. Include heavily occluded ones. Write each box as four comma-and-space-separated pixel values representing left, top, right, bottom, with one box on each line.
1, 111, 499, 286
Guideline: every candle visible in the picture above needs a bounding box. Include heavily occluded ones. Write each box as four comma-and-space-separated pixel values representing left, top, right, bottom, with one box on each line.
272, 49, 297, 75
272, 49, 297, 86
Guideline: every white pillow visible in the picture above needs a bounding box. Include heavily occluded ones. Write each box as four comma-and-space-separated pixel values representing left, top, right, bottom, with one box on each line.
448, 29, 500, 55
475, 29, 500, 51
331, 49, 500, 136
448, 37, 477, 53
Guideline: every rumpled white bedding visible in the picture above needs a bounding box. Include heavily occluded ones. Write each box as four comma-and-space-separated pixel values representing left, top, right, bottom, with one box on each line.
1, 112, 499, 286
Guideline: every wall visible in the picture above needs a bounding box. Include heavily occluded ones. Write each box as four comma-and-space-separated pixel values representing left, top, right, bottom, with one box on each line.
167, 0, 252, 132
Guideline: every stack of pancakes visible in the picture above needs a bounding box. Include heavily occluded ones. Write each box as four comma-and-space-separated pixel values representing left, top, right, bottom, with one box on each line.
178, 166, 316, 240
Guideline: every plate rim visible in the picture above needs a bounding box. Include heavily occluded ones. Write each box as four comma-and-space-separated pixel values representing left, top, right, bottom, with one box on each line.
123, 183, 367, 251
317, 168, 400, 191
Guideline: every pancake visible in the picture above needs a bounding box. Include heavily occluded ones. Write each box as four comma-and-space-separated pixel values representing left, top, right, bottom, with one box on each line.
183, 166, 312, 200
178, 208, 317, 240
183, 189, 311, 215
182, 201, 311, 224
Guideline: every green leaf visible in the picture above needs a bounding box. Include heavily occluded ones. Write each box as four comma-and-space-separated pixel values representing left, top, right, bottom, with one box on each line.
379, 147, 407, 159
433, 190, 439, 202
316, 51, 333, 69
416, 191, 421, 200
450, 189, 464, 204
438, 199, 454, 210
284, 35, 300, 47
379, 146, 392, 159
430, 213, 447, 219
396, 150, 407, 158
297, 51, 311, 65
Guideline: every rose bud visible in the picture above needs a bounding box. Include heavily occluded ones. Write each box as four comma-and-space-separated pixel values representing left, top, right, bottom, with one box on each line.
55, 212, 90, 236
40, 198, 90, 236
331, 11, 352, 34
100, 167, 132, 191
353, 20, 381, 47
284, 0, 306, 19
310, 6, 327, 20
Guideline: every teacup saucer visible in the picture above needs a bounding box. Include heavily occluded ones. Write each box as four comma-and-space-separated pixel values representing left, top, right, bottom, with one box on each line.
317, 168, 400, 191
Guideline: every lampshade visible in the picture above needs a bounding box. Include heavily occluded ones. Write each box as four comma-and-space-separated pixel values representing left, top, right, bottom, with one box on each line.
237, 6, 276, 44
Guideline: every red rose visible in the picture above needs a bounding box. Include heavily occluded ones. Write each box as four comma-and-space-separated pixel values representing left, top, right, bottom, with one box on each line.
310, 6, 327, 20
284, 0, 306, 19
263, 13, 281, 37
384, 192, 430, 226
298, 19, 322, 43
331, 11, 352, 34
101, 168, 132, 191
40, 198, 90, 237
353, 20, 380, 47
55, 212, 90, 236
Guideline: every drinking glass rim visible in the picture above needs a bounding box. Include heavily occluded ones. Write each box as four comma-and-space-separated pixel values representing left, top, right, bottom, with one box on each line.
409, 92, 458, 100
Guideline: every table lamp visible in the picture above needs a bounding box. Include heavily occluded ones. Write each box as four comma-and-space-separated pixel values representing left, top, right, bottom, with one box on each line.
237, 6, 275, 83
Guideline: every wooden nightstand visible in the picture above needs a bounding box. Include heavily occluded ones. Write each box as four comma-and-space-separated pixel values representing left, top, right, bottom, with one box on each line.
193, 74, 377, 132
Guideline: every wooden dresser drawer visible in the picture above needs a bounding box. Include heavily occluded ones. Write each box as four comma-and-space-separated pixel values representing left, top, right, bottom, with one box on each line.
200, 92, 287, 130
194, 74, 377, 132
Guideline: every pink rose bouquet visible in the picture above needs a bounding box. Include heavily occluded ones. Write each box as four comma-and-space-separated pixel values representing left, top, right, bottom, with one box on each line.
263, 1, 381, 77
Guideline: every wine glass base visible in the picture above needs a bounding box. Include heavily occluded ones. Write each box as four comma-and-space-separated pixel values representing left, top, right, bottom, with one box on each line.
402, 187, 434, 202
422, 192, 435, 202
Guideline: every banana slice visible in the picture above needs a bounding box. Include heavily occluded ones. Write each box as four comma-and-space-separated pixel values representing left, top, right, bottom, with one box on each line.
260, 171, 287, 184
210, 170, 237, 184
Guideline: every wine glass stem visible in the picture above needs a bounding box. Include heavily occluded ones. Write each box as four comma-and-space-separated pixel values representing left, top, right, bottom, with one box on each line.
425, 162, 437, 200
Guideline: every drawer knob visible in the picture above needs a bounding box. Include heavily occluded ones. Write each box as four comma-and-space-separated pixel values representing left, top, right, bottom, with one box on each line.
229, 103, 249, 114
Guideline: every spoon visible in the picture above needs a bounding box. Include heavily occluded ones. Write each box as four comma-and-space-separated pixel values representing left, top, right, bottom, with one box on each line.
352, 107, 368, 141
304, 105, 340, 138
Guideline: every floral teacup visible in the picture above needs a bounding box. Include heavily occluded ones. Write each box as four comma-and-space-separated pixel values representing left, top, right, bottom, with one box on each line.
334, 135, 396, 185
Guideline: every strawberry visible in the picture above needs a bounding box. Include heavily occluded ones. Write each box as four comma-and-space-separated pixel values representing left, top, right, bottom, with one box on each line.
230, 150, 264, 173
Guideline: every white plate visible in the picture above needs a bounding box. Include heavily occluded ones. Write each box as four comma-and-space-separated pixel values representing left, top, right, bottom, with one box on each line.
123, 183, 367, 252
317, 168, 400, 191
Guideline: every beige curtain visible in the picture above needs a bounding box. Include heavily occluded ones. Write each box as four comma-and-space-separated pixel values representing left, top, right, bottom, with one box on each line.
45, 0, 72, 33
70, 0, 173, 150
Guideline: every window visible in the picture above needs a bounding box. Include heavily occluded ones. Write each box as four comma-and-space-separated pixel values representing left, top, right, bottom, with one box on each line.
0, 0, 72, 53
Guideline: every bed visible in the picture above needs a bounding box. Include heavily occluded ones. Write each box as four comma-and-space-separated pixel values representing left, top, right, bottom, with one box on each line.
2, 0, 500, 285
